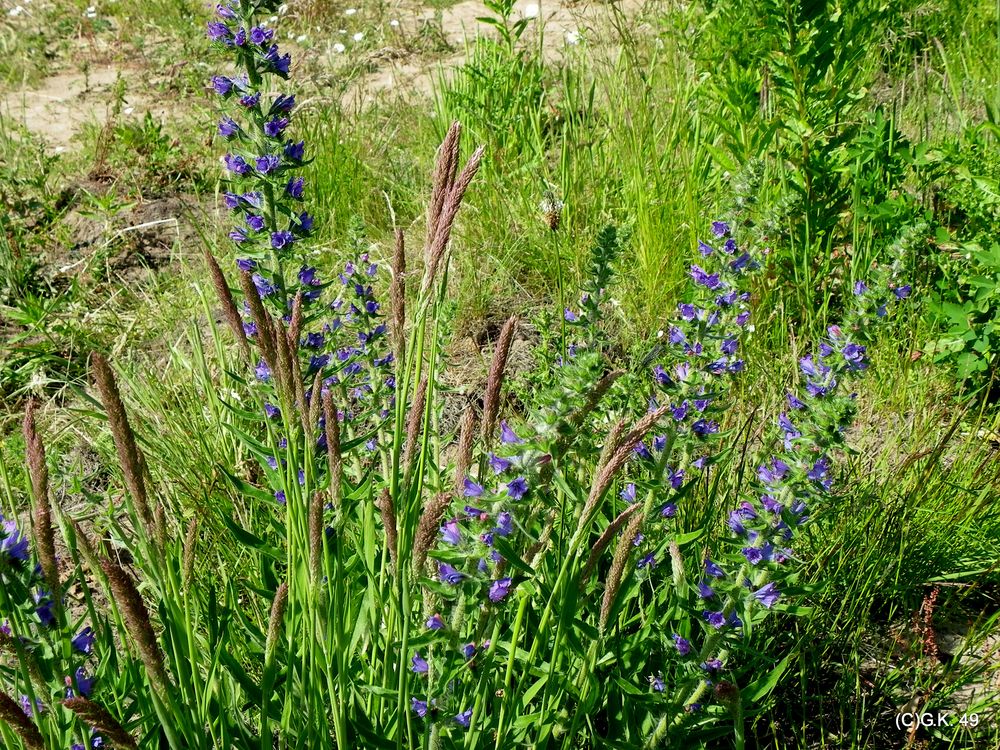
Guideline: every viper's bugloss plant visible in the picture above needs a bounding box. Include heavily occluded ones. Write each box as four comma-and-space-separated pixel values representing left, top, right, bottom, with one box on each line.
0, 3, 919, 749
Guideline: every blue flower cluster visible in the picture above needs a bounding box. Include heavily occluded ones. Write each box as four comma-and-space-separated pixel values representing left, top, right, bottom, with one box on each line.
0, 515, 102, 747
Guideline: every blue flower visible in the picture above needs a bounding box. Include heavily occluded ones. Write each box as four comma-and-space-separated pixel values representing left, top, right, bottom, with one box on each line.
703, 610, 726, 629
426, 613, 445, 630
439, 563, 464, 585
753, 582, 781, 608
454, 709, 473, 728
488, 577, 513, 601
410, 652, 428, 673
506, 477, 528, 500
673, 634, 691, 655
440, 520, 462, 545
72, 627, 95, 654
499, 421, 524, 444
411, 698, 428, 717
711, 221, 730, 238
462, 477, 484, 497
620, 483, 636, 503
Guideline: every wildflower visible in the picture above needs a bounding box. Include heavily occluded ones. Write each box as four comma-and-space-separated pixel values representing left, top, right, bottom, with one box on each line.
711, 221, 730, 238
462, 477, 484, 497
271, 230, 294, 249
637, 552, 655, 569
439, 563, 464, 585
426, 613, 445, 630
506, 477, 528, 500
620, 483, 636, 503
263, 117, 288, 137
660, 503, 677, 518
69, 668, 96, 699
704, 559, 724, 578
454, 709, 473, 728
440, 520, 462, 545
673, 634, 691, 655
697, 580, 715, 599
499, 420, 524, 444
72, 627, 96, 654
410, 652, 428, 673
411, 698, 428, 717
218, 117, 240, 137
1, 519, 30, 562
650, 675, 666, 692
701, 658, 723, 673
753, 582, 781, 608
494, 511, 513, 536
703, 611, 726, 629
488, 577, 513, 602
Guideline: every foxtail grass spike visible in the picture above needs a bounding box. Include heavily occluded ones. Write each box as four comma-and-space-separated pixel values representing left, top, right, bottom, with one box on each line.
288, 291, 304, 356
425, 122, 461, 259
23, 400, 60, 606
580, 504, 642, 585
376, 488, 398, 568
481, 315, 517, 444
390, 227, 406, 364
63, 697, 138, 749
100, 556, 171, 694
238, 269, 277, 369
265, 582, 289, 661
309, 491, 324, 582
0, 690, 44, 750
412, 492, 453, 574
91, 353, 152, 528
599, 509, 646, 634
404, 376, 429, 475
203, 247, 250, 359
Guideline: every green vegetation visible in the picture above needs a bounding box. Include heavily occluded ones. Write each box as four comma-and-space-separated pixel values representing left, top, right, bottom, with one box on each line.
0, 0, 998, 748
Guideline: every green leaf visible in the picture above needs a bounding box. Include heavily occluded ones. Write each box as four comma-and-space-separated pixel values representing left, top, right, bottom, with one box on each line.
743, 653, 793, 702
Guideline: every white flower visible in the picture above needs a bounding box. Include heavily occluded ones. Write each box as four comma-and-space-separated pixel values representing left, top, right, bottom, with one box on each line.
522, 3, 539, 18
8, 5, 24, 16
268, 15, 277, 23
344, 7, 356, 14
389, 19, 399, 27
84, 5, 96, 17
564, 29, 581, 45
352, 31, 364, 41
332, 42, 346, 53
123, 106, 135, 115
278, 3, 288, 13
296, 34, 307, 43
54, 146, 66, 154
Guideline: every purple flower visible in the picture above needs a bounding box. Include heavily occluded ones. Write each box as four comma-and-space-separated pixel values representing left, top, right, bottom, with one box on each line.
263, 402, 280, 419
701, 658, 723, 673
255, 360, 271, 381
271, 230, 294, 250
256, 154, 280, 174
440, 520, 462, 545
462, 478, 484, 497
273, 93, 295, 112
703, 610, 726, 629
673, 634, 691, 655
854, 280, 868, 295
488, 577, 513, 602
462, 643, 476, 660
711, 221, 730, 238
660, 503, 677, 518
488, 453, 511, 474
284, 140, 305, 161
71, 668, 95, 698
704, 559, 724, 578
218, 117, 240, 137
729, 252, 752, 271
753, 582, 781, 608
757, 458, 789, 486
494, 511, 513, 536
697, 580, 715, 599
411, 698, 428, 717
787, 392, 806, 410
439, 563, 464, 585
499, 421, 524, 445
286, 176, 305, 198
411, 652, 428, 673
238, 91, 260, 108
506, 477, 528, 500
698, 240, 714, 257
211, 75, 234, 95
264, 44, 291, 75
249, 25, 273, 45
426, 613, 445, 630
692, 419, 718, 437
620, 483, 637, 503
653, 364, 672, 386
263, 117, 288, 137
246, 214, 265, 231
1, 521, 29, 562
252, 273, 275, 297
207, 21, 232, 43
893, 284, 911, 299
564, 308, 578, 322
72, 627, 95, 654
841, 342, 867, 370
454, 709, 473, 728
689, 264, 722, 290
224, 153, 250, 175
637, 552, 656, 569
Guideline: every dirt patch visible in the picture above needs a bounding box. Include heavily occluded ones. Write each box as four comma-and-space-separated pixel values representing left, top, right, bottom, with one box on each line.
1, 63, 177, 150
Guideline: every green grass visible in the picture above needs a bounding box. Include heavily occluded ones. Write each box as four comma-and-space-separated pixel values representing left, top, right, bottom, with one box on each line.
0, 0, 999, 748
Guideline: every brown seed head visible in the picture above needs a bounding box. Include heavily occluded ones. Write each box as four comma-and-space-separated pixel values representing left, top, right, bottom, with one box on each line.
203, 248, 250, 359
0, 689, 45, 749
481, 316, 517, 444
63, 696, 138, 749
412, 492, 453, 575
